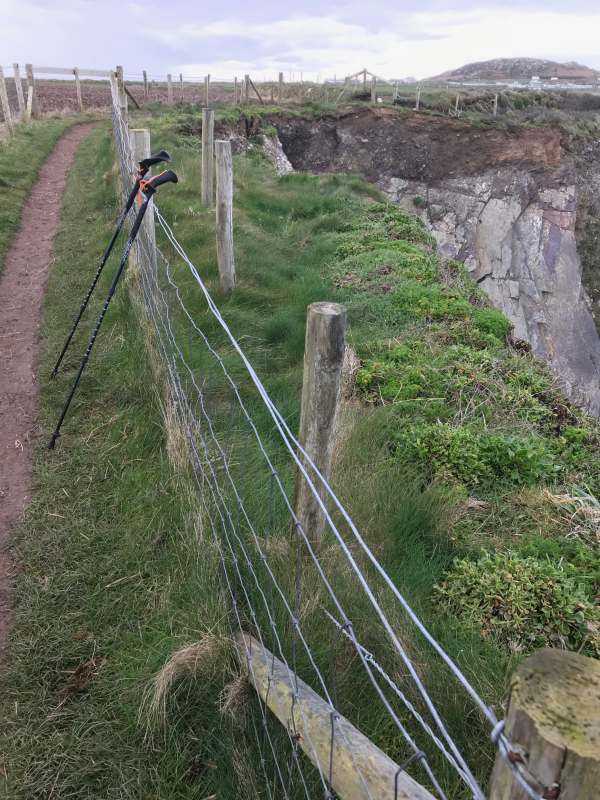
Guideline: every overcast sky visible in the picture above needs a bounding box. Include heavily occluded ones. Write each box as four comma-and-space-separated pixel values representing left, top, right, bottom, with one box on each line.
2, 0, 600, 81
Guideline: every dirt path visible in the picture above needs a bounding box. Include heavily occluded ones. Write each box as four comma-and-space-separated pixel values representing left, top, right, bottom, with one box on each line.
0, 122, 95, 655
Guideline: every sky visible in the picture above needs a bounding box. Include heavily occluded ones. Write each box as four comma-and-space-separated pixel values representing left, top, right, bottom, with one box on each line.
2, 0, 600, 82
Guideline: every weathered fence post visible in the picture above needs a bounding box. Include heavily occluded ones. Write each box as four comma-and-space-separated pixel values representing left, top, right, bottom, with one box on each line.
205, 74, 210, 106
493, 93, 498, 117
294, 302, 346, 544
238, 632, 435, 800
25, 64, 39, 117
129, 128, 157, 281
0, 67, 14, 135
73, 67, 83, 111
201, 107, 214, 206
278, 71, 284, 102
233, 76, 238, 104
489, 648, 600, 800
371, 76, 377, 105
143, 70, 149, 102
415, 86, 421, 111
25, 86, 33, 121
116, 65, 128, 123
215, 140, 235, 293
244, 74, 250, 103
179, 73, 184, 102
454, 93, 460, 116
12, 63, 25, 117
167, 73, 173, 105
362, 68, 367, 91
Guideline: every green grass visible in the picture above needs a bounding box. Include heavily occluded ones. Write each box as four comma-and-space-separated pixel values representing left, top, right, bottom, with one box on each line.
1, 109, 599, 799
0, 119, 75, 273
0, 125, 244, 799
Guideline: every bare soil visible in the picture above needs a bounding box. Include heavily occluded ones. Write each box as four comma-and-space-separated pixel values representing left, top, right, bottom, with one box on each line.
268, 107, 568, 183
0, 122, 95, 655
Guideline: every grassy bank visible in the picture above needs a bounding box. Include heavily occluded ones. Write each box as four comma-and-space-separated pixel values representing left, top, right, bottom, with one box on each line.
0, 125, 239, 799
0, 119, 76, 273
1, 109, 598, 799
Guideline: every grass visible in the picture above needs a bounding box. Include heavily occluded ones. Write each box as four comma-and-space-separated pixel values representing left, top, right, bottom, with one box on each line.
0, 119, 74, 273
1, 109, 599, 798
0, 124, 242, 799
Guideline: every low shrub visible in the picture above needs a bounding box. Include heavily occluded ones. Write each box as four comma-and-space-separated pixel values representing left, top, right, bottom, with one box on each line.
434, 550, 600, 657
393, 423, 557, 487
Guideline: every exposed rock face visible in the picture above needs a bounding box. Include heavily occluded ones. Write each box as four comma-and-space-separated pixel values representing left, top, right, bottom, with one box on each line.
272, 108, 600, 416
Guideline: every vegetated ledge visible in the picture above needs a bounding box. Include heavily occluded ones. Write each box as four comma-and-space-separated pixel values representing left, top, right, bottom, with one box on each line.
325, 198, 600, 659
171, 105, 600, 658
260, 106, 600, 421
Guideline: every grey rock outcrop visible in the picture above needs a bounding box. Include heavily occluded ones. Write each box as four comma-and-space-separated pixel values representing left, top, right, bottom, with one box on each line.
384, 172, 600, 415
271, 108, 600, 416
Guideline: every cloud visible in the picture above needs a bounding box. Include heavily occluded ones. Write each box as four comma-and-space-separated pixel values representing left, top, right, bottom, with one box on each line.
1, 1, 599, 79
168, 9, 600, 80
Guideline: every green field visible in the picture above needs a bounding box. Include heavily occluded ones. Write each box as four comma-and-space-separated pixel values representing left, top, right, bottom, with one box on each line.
1, 109, 598, 798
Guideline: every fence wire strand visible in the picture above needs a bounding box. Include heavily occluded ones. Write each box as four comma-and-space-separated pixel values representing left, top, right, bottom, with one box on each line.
107, 90, 546, 800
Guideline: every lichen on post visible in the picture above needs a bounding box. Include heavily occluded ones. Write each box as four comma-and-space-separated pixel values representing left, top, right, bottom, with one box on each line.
489, 648, 600, 800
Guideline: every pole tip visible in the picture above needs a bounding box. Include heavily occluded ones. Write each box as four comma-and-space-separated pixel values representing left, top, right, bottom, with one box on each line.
48, 433, 59, 450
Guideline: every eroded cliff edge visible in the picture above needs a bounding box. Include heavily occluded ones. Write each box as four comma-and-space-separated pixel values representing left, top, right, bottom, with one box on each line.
271, 108, 600, 416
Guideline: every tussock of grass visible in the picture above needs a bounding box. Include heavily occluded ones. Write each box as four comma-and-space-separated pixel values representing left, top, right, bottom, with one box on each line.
145, 635, 232, 734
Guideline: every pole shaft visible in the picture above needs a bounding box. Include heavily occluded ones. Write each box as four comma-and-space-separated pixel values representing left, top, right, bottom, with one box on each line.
73, 67, 83, 111
201, 108, 214, 206
48, 201, 150, 448
489, 649, 600, 800
294, 302, 346, 544
0, 67, 14, 135
215, 140, 235, 293
13, 64, 25, 115
51, 182, 138, 378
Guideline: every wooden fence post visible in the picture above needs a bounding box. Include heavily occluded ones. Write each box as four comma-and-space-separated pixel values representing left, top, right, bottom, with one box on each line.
244, 74, 249, 103
362, 68, 367, 91
73, 67, 83, 111
215, 140, 235, 293
238, 632, 435, 800
179, 73, 184, 102
25, 63, 39, 117
454, 93, 460, 116
294, 302, 346, 544
167, 74, 173, 105
201, 107, 214, 206
493, 93, 498, 117
25, 86, 33, 121
143, 70, 148, 102
129, 128, 157, 280
415, 86, 421, 111
116, 65, 128, 122
205, 74, 210, 106
233, 76, 238, 104
489, 648, 600, 800
12, 63, 25, 117
0, 67, 14, 135
278, 71, 284, 102
371, 77, 377, 105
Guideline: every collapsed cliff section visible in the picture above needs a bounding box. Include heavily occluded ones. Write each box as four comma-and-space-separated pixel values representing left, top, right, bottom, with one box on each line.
266, 107, 600, 417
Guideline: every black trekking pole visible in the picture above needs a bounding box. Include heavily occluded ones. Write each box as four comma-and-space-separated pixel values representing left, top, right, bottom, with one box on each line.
48, 169, 179, 450
50, 150, 171, 379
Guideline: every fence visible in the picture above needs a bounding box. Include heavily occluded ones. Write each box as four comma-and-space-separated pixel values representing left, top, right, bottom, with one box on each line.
104, 67, 600, 800
2, 61, 548, 137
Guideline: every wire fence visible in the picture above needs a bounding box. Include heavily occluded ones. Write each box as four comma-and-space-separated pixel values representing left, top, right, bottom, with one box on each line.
108, 76, 546, 800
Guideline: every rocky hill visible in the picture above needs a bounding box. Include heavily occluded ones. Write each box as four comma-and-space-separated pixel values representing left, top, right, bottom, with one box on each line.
427, 57, 599, 84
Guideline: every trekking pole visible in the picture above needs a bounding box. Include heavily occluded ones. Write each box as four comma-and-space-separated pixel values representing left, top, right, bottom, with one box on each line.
50, 149, 171, 379
48, 169, 179, 450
